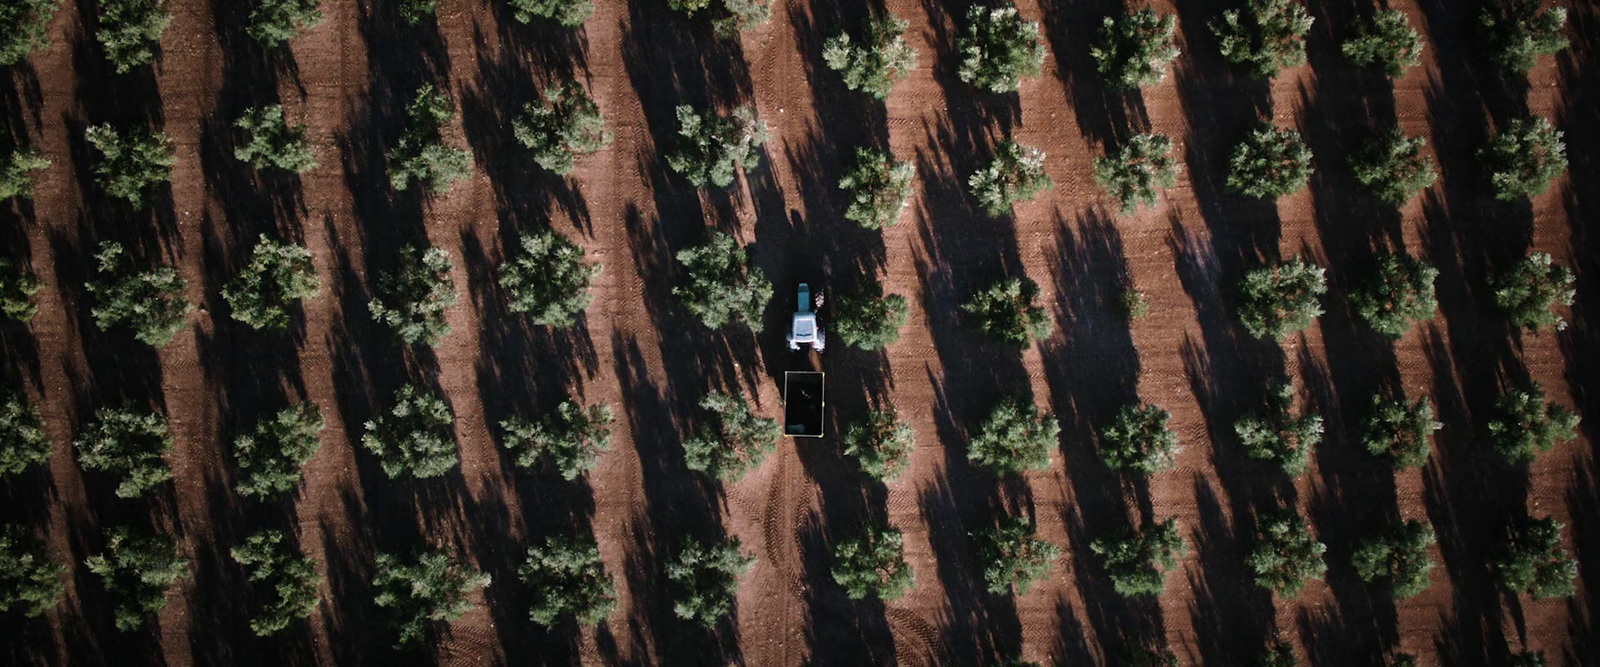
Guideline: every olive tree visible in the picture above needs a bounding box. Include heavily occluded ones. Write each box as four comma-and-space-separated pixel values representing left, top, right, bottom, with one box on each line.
0, 259, 41, 322
507, 0, 592, 27
957, 5, 1045, 93
1494, 513, 1576, 599
234, 105, 318, 173
673, 231, 773, 331
969, 397, 1058, 474
842, 409, 914, 481
1342, 9, 1423, 77
388, 84, 473, 194
1247, 512, 1326, 597
87, 242, 191, 346
223, 235, 320, 330
682, 392, 779, 482
368, 244, 458, 346
1481, 0, 1568, 74
1227, 125, 1312, 199
1093, 133, 1178, 213
96, 0, 171, 72
667, 105, 766, 188
1487, 383, 1579, 464
1481, 117, 1566, 201
979, 516, 1060, 595
512, 81, 610, 175
0, 525, 63, 618
85, 124, 174, 208
666, 0, 770, 39
667, 536, 754, 628
1, 393, 50, 476
1089, 518, 1186, 597
497, 229, 600, 327
1509, 651, 1549, 667
232, 403, 324, 498
1348, 252, 1438, 338
520, 535, 615, 626
1349, 130, 1437, 204
1361, 395, 1440, 470
1090, 9, 1180, 89
398, 0, 435, 24
373, 549, 490, 647
1099, 403, 1179, 475
969, 140, 1052, 216
1, 148, 50, 201
360, 384, 457, 479
247, 0, 324, 46
839, 148, 914, 230
500, 401, 612, 480
1352, 519, 1435, 600
74, 407, 173, 498
963, 277, 1052, 348
833, 281, 909, 350
823, 14, 918, 100
1211, 0, 1313, 78
1235, 382, 1322, 476
832, 526, 913, 601
1238, 256, 1326, 342
0, 0, 60, 66
1259, 642, 1298, 667
1492, 252, 1575, 332
85, 526, 187, 631
231, 530, 321, 636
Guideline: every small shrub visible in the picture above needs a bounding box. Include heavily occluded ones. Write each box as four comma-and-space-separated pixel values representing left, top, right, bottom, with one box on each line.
1259, 641, 1298, 667
1120, 287, 1149, 322
85, 124, 175, 207
969, 140, 1052, 216
232, 403, 324, 498
957, 5, 1045, 93
1094, 133, 1178, 213
368, 244, 458, 346
1238, 256, 1326, 341
833, 281, 909, 350
1487, 383, 1579, 465
512, 81, 610, 175
508, 0, 592, 26
87, 242, 191, 346
1227, 124, 1312, 198
842, 409, 914, 481
96, 0, 172, 72
667, 536, 754, 628
838, 148, 914, 230
1481, 117, 1566, 201
0, 0, 60, 66
832, 526, 913, 601
234, 105, 318, 173
1361, 395, 1441, 469
1089, 518, 1186, 598
1099, 403, 1179, 475
85, 526, 187, 631
969, 397, 1059, 474
667, 105, 766, 188
1, 393, 50, 476
0, 258, 42, 322
1352, 519, 1436, 600
1, 148, 51, 201
1091, 9, 1180, 89
360, 384, 457, 479
398, 0, 436, 25
1492, 252, 1575, 332
979, 516, 1060, 595
500, 401, 612, 480
673, 231, 773, 331
1211, 0, 1313, 78
0, 525, 64, 617
962, 277, 1052, 348
1342, 9, 1423, 77
1509, 651, 1548, 667
1348, 251, 1438, 338
520, 535, 615, 626
73, 407, 173, 498
1247, 512, 1326, 597
682, 392, 779, 482
1349, 129, 1436, 204
1481, 0, 1568, 74
231, 530, 321, 636
247, 0, 324, 45
670, 0, 770, 39
498, 229, 600, 327
223, 235, 320, 330
372, 550, 490, 647
1494, 513, 1576, 599
1235, 383, 1323, 476
823, 15, 917, 99
388, 84, 473, 193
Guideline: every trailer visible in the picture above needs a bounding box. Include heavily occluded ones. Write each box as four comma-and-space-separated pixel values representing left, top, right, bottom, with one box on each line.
782, 371, 825, 438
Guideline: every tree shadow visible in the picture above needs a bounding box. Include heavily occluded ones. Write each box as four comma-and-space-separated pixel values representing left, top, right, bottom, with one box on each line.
1038, 0, 1153, 147
1185, 475, 1279, 665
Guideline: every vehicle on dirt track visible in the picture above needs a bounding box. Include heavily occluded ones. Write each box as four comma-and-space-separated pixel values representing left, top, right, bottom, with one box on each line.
782, 371, 825, 438
786, 283, 825, 352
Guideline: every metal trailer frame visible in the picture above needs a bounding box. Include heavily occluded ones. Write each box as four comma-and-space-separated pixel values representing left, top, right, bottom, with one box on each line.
782, 371, 825, 438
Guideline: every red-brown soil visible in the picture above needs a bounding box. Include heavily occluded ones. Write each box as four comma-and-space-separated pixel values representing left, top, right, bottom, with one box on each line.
1, 0, 1596, 664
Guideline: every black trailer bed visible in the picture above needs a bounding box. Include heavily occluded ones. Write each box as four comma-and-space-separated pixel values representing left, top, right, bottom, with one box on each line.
782, 371, 825, 438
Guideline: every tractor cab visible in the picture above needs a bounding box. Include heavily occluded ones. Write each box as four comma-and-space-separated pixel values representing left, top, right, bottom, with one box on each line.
786, 283, 825, 352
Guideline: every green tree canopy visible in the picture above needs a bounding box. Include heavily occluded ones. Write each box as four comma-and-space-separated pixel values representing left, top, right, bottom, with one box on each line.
1089, 518, 1186, 597
373, 549, 490, 647
85, 526, 187, 630
1352, 519, 1436, 600
842, 408, 914, 481
498, 229, 600, 327
520, 535, 616, 626
360, 384, 457, 479
838, 147, 914, 230
223, 235, 321, 330
969, 397, 1059, 474
979, 516, 1061, 595
673, 231, 773, 331
667, 105, 766, 188
512, 81, 610, 174
74, 407, 173, 498
1237, 256, 1326, 341
1247, 513, 1326, 597
1099, 403, 1180, 475
388, 84, 473, 193
500, 401, 613, 480
369, 244, 458, 346
1235, 382, 1323, 476
0, 525, 64, 617
957, 5, 1045, 93
963, 277, 1052, 348
667, 536, 754, 628
231, 529, 321, 636
823, 14, 918, 100
1211, 0, 1313, 78
682, 392, 779, 482
233, 403, 324, 498
831, 526, 914, 600
970, 140, 1053, 216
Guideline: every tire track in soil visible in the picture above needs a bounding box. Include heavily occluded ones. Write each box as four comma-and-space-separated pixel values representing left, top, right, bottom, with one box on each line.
885, 607, 947, 667
761, 444, 810, 602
